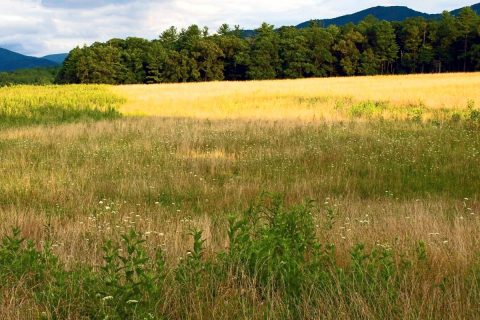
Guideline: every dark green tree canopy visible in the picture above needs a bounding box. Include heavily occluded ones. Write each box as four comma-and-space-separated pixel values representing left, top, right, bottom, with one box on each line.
56, 7, 480, 84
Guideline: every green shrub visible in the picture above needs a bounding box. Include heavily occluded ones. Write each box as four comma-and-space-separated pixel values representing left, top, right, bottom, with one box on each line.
349, 101, 388, 118
0, 228, 58, 287
406, 106, 424, 122
225, 196, 322, 297
97, 229, 166, 319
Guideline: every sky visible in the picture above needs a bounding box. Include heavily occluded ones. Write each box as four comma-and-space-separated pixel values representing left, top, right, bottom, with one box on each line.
0, 0, 477, 57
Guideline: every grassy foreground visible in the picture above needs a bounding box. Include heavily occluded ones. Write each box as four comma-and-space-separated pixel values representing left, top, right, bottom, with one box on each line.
0, 74, 480, 319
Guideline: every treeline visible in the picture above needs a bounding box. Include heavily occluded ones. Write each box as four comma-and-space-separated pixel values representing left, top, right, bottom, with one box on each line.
56, 8, 480, 84
0, 67, 59, 86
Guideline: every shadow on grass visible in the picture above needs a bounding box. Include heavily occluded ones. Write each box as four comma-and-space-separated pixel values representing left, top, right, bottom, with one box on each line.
0, 105, 121, 128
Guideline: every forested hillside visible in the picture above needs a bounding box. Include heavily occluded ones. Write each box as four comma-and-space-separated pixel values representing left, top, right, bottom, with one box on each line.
0, 67, 59, 86
56, 7, 480, 84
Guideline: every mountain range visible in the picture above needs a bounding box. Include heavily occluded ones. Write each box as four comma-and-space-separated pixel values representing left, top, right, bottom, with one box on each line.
42, 53, 69, 64
0, 48, 67, 72
296, 3, 480, 28
1, 2, 479, 72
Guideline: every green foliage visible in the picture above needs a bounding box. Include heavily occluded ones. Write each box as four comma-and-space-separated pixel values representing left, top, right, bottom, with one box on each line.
0, 67, 59, 86
98, 229, 166, 319
175, 229, 206, 286
349, 101, 388, 118
0, 228, 58, 286
467, 100, 480, 121
55, 5, 480, 84
225, 195, 332, 300
406, 105, 425, 122
247, 23, 281, 79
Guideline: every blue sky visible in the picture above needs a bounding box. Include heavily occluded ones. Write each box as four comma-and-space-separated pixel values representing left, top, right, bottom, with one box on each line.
0, 0, 477, 56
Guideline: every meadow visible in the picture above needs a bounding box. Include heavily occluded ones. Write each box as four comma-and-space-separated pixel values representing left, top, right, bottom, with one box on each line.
0, 73, 480, 319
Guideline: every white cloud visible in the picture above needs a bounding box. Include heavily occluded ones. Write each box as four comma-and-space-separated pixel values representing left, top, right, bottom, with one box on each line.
0, 0, 477, 56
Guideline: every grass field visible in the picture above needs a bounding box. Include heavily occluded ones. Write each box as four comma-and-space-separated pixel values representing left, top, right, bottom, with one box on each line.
114, 73, 480, 121
1, 74, 480, 319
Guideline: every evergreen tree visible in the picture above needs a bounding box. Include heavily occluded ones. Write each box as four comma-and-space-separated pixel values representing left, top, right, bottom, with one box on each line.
278, 27, 314, 78
247, 23, 281, 79
214, 24, 249, 80
456, 7, 480, 71
333, 25, 364, 76
305, 23, 335, 77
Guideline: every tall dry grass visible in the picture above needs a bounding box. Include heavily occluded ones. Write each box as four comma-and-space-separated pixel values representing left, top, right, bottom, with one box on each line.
113, 73, 480, 121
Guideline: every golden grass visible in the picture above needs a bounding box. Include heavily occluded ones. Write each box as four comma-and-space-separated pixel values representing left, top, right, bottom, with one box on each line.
113, 73, 480, 120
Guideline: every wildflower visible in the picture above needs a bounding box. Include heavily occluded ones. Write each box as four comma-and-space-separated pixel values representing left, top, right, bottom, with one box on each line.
102, 296, 113, 301
126, 300, 139, 304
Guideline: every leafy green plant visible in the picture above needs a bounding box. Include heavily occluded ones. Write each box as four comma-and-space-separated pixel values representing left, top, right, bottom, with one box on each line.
349, 101, 388, 118
98, 229, 166, 319
175, 229, 206, 285
226, 195, 320, 298
467, 100, 480, 121
407, 106, 424, 122
339, 243, 409, 317
0, 227, 58, 286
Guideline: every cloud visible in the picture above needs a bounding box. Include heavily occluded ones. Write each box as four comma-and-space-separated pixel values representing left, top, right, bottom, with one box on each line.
41, 0, 132, 9
0, 0, 477, 56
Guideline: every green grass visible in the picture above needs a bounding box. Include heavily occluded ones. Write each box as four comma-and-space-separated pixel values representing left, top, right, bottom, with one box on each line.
2, 119, 478, 216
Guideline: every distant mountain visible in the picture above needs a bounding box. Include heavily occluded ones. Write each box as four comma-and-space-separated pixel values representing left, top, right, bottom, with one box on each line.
42, 53, 68, 64
0, 48, 58, 72
297, 3, 480, 29
296, 6, 431, 29
242, 3, 480, 36
451, 3, 480, 16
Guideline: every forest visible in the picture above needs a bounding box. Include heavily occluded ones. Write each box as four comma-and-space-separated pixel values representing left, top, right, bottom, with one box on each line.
0, 67, 59, 86
56, 8, 480, 84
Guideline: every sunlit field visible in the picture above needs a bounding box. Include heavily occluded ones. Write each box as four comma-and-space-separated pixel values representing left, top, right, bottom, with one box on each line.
1, 74, 480, 319
0, 85, 122, 128
114, 73, 480, 121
